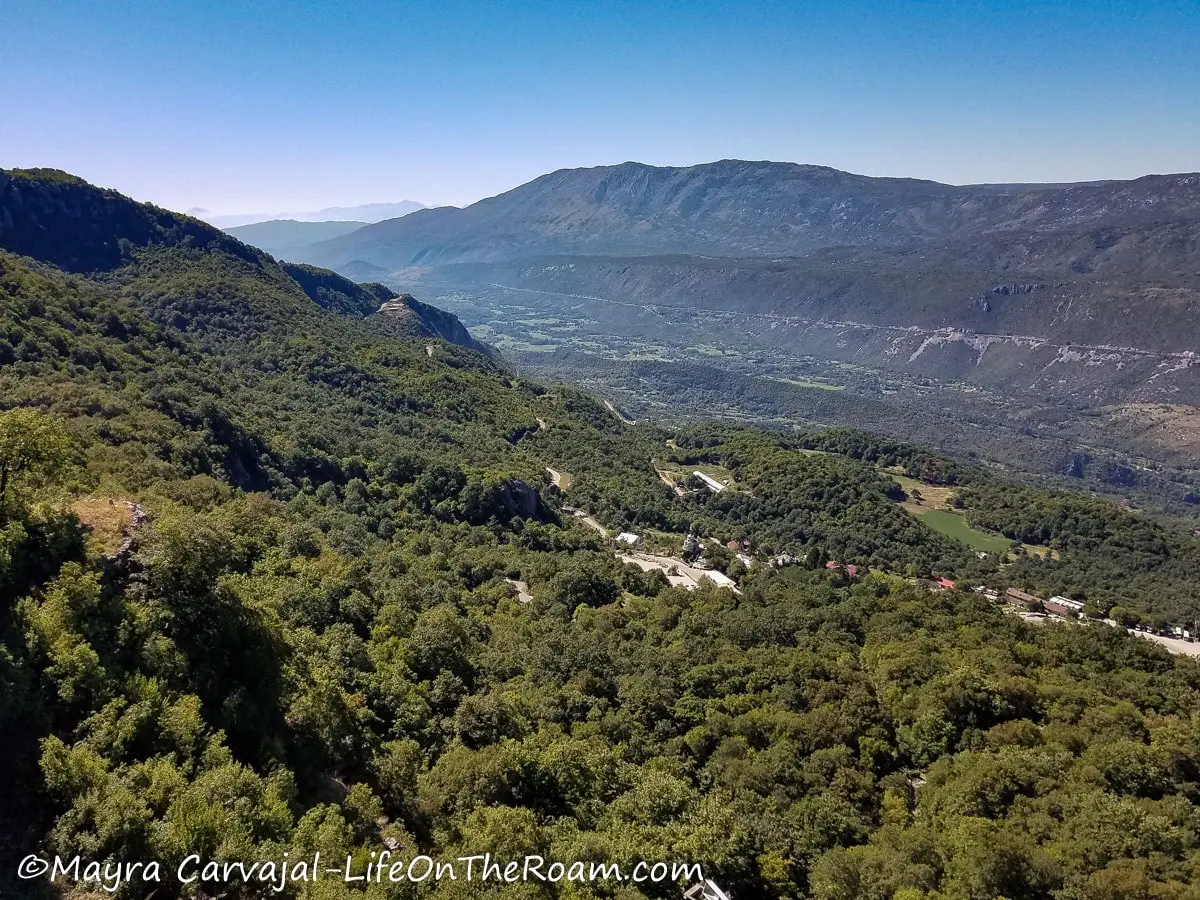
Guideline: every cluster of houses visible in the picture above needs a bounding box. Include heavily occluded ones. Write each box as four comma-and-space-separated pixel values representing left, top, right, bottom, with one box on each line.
724, 539, 755, 567
998, 587, 1086, 618
609, 514, 1197, 647
973, 585, 1090, 620
969, 585, 1195, 641
609, 529, 739, 592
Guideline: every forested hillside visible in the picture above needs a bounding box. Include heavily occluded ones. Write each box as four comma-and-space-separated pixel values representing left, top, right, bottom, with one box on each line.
1, 169, 1199, 899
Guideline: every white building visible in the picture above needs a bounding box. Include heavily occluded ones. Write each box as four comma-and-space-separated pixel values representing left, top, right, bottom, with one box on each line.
693, 471, 726, 493
1051, 595, 1085, 612
699, 569, 737, 589
615, 532, 641, 546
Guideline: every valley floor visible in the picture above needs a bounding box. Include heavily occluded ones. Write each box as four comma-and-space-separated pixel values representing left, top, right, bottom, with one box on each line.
416, 280, 1200, 519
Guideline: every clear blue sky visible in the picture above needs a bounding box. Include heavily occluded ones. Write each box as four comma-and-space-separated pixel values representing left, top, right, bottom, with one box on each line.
3, 0, 1198, 213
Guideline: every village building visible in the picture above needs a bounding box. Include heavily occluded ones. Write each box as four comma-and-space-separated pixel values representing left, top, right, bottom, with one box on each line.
1005, 587, 1044, 606
1043, 599, 1073, 617
692, 471, 726, 493
1050, 595, 1085, 612
699, 569, 737, 589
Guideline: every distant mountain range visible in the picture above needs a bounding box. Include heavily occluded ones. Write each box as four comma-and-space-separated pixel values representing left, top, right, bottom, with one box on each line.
278, 159, 1200, 500
284, 159, 1200, 376
291, 160, 1200, 267
191, 199, 428, 229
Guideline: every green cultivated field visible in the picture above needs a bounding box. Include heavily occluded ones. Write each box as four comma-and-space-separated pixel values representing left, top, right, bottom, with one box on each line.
916, 508, 1013, 554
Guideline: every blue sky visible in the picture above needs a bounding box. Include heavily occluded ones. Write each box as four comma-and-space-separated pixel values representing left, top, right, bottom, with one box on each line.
3, 0, 1198, 213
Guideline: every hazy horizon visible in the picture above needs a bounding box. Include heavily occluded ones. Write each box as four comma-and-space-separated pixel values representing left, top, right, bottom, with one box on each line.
195, 157, 1200, 224
4, 0, 1198, 213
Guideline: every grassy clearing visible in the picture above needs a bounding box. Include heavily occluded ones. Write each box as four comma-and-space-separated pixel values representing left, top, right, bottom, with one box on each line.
545, 466, 574, 490
916, 508, 1014, 554
890, 474, 957, 513
762, 375, 845, 391
71, 497, 133, 556
887, 472, 1017, 555
498, 339, 558, 352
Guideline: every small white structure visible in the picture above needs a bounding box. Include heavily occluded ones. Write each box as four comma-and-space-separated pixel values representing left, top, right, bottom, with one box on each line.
685, 880, 732, 900
700, 569, 737, 589
615, 532, 642, 546
693, 471, 726, 493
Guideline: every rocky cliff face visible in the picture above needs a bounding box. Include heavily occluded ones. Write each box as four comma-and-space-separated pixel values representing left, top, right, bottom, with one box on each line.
374, 292, 496, 358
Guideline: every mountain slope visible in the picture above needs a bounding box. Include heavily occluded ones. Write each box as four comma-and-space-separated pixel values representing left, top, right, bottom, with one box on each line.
0, 168, 485, 358
295, 160, 1200, 268
0, 168, 263, 273
281, 261, 495, 355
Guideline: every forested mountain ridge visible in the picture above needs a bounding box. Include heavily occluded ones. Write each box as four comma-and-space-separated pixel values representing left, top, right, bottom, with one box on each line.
279, 261, 495, 355
0, 168, 264, 273
0, 168, 487, 356
1, 169, 1199, 899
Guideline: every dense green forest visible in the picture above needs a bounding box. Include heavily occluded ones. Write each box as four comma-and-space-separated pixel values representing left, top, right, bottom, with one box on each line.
1, 169, 1199, 899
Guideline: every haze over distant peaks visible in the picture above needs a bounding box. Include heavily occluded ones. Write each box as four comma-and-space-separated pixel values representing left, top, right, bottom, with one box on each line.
309, 200, 431, 222
199, 199, 429, 229
225, 219, 372, 256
